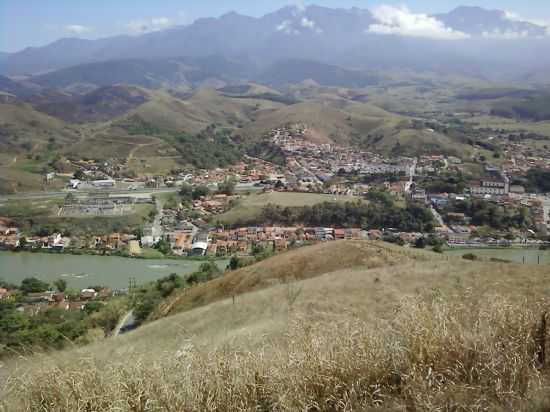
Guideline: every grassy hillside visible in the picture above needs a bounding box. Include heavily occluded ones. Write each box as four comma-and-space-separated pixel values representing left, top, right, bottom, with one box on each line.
0, 102, 81, 192
116, 88, 285, 135
30, 85, 150, 123
215, 192, 358, 225
239, 100, 399, 146
4, 241, 550, 410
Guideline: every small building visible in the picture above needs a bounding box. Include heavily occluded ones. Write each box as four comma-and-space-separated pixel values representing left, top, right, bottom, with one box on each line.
190, 241, 208, 257
80, 289, 98, 300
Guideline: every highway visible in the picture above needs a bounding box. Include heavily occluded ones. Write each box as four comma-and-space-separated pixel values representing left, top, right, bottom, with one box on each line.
0, 182, 260, 202
0, 187, 180, 202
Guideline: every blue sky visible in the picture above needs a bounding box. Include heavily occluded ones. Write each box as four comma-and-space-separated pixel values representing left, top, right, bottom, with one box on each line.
1, 0, 549, 52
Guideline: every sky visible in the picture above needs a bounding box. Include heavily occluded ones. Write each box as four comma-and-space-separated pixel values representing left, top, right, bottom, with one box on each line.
1, 0, 550, 52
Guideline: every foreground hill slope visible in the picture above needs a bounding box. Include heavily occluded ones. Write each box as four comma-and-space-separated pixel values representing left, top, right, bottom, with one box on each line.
155, 240, 437, 318
4, 241, 550, 411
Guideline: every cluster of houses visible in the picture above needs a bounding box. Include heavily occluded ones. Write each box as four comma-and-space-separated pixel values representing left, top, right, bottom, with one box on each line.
268, 126, 416, 191
192, 226, 385, 257
0, 286, 113, 316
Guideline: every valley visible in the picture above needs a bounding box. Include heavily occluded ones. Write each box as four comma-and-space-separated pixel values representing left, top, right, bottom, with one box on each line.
2, 2, 550, 411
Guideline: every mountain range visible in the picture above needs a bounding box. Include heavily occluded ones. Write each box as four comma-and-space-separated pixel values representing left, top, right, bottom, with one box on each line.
1, 5, 549, 81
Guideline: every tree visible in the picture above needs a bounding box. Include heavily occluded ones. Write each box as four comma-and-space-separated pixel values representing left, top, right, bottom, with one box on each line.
192, 185, 211, 200
54, 278, 67, 292
20, 277, 50, 294
414, 237, 426, 249
217, 178, 237, 195
83, 301, 103, 315
179, 183, 194, 201
154, 238, 171, 256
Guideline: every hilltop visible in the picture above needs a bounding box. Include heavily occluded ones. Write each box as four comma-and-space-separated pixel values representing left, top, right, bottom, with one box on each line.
4, 241, 550, 410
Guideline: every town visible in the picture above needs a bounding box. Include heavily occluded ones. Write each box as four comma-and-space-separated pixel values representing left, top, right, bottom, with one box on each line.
2, 124, 550, 259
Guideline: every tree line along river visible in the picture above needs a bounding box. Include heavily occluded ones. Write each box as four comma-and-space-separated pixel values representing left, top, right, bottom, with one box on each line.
0, 251, 229, 290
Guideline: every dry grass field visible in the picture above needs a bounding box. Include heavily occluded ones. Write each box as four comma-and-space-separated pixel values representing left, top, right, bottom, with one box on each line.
3, 241, 550, 410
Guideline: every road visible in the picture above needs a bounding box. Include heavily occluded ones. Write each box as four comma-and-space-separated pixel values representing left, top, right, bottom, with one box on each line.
0, 183, 259, 202
113, 310, 135, 337
430, 206, 445, 228
152, 196, 164, 240
0, 187, 180, 202
542, 197, 550, 231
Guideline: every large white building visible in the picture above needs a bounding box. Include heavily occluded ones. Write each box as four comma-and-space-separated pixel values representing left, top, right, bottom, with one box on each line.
469, 174, 510, 196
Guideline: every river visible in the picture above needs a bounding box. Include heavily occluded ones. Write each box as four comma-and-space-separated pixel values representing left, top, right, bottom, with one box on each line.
445, 248, 550, 265
0, 251, 229, 289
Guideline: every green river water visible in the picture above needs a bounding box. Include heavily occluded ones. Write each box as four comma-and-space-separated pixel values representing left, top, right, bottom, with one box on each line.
445, 248, 550, 266
0, 251, 229, 289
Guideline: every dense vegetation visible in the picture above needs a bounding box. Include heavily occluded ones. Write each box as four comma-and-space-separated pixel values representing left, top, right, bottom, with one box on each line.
492, 95, 550, 121
246, 140, 287, 166
443, 198, 532, 230
0, 278, 126, 358
417, 172, 468, 194
524, 168, 550, 193
167, 125, 244, 169
130, 262, 223, 324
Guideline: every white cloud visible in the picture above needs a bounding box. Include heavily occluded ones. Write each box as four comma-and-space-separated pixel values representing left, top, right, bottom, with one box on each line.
482, 29, 529, 40
503, 10, 550, 36
300, 17, 323, 33
503, 10, 522, 22
368, 5, 470, 40
64, 25, 93, 34
276, 20, 300, 35
125, 17, 174, 34
301, 17, 315, 29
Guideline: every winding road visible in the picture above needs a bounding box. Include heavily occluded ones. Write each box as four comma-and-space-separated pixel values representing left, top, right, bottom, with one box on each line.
113, 310, 135, 337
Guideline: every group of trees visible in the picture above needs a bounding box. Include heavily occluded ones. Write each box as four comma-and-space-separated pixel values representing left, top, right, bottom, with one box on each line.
246, 197, 434, 233
179, 183, 211, 201
0, 277, 125, 358
131, 262, 223, 324
524, 168, 550, 193
170, 126, 244, 169
417, 173, 467, 194
444, 199, 532, 231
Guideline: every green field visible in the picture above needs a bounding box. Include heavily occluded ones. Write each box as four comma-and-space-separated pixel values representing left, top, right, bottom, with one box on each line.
465, 115, 550, 137
216, 191, 360, 225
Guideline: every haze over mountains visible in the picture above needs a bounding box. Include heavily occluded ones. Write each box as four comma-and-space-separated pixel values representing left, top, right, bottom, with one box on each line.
1, 4, 549, 83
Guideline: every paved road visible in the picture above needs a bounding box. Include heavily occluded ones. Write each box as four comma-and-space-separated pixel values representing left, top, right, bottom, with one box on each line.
0, 187, 180, 202
113, 310, 135, 337
542, 197, 550, 231
430, 207, 445, 227
0, 183, 260, 202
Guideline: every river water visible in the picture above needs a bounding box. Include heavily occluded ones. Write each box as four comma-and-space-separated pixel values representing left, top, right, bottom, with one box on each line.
445, 248, 550, 265
0, 251, 228, 289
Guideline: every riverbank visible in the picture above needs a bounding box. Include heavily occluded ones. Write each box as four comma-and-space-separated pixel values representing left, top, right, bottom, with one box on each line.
0, 246, 227, 261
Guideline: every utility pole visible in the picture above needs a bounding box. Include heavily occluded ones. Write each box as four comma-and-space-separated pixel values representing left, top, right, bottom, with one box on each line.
128, 277, 137, 291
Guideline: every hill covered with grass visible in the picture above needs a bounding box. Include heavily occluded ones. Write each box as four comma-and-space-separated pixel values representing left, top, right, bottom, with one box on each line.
3, 241, 550, 411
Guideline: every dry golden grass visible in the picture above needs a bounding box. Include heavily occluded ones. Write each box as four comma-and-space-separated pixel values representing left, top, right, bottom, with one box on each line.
3, 241, 550, 411
156, 241, 442, 317
4, 294, 550, 411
